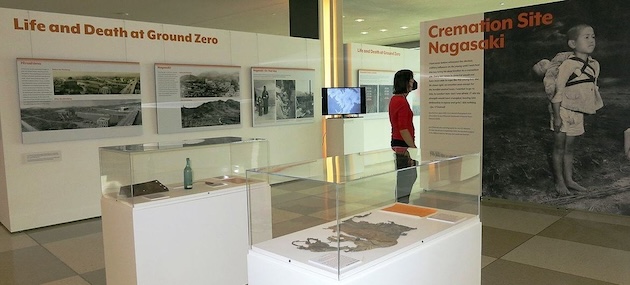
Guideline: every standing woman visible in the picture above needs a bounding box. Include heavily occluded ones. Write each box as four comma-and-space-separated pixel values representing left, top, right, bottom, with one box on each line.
389, 69, 418, 203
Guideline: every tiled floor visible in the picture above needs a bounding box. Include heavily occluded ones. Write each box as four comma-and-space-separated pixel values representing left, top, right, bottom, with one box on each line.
1, 191, 630, 284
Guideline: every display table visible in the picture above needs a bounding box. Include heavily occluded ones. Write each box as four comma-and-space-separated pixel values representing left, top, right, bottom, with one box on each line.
102, 178, 270, 285
99, 137, 270, 285
246, 149, 482, 285
248, 210, 481, 285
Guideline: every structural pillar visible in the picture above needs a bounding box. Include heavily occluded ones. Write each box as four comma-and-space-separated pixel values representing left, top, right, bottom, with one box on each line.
319, 0, 344, 87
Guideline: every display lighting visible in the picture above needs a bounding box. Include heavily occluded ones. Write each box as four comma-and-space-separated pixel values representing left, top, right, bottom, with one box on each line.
379, 29, 388, 32
400, 26, 409, 29
355, 18, 365, 22
361, 31, 368, 35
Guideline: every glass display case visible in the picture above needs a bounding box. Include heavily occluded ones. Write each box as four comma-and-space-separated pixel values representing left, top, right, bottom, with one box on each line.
246, 148, 481, 282
99, 136, 268, 206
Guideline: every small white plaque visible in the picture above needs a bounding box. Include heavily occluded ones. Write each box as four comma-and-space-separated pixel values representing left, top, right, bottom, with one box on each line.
308, 253, 361, 270
23, 151, 62, 163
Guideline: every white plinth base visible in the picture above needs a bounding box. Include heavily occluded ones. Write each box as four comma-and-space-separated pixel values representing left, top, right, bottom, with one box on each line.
102, 182, 270, 285
248, 219, 481, 285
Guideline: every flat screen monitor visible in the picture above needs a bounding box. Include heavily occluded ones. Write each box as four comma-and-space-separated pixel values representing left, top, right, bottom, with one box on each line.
322, 87, 366, 116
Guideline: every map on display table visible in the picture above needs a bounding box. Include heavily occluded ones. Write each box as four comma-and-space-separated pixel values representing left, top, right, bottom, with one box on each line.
291, 213, 416, 252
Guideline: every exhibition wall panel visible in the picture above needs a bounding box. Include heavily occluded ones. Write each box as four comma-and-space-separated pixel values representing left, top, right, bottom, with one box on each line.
0, 8, 322, 231
0, 117, 7, 229
418, 0, 630, 216
344, 43, 420, 152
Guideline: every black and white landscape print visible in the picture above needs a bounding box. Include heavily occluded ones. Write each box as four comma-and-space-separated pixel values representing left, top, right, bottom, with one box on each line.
53, 71, 140, 95
181, 99, 240, 128
177, 66, 241, 129
21, 99, 141, 131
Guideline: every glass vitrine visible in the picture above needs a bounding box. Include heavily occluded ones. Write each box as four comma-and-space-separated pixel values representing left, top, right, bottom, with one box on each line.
99, 136, 268, 206
246, 148, 480, 280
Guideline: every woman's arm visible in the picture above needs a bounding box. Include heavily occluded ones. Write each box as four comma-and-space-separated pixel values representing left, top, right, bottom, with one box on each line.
399, 129, 417, 148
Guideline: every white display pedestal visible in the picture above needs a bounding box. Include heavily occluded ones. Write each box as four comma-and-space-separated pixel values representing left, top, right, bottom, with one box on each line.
325, 117, 365, 157
102, 181, 270, 285
248, 218, 481, 285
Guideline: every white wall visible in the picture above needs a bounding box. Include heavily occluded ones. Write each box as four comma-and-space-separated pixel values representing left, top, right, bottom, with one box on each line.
0, 8, 322, 231
343, 43, 420, 151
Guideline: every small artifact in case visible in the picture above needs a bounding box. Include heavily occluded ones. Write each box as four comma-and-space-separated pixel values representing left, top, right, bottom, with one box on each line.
119, 180, 169, 197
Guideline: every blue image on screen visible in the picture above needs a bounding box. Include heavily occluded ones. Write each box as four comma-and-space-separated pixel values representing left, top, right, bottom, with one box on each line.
327, 88, 361, 114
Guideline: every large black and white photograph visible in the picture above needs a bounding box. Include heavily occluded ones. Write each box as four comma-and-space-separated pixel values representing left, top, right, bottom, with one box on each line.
181, 99, 240, 128
251, 67, 315, 127
482, 0, 630, 215
179, 69, 239, 98
253, 80, 276, 124
155, 63, 242, 133
21, 99, 141, 131
17, 58, 142, 143
275, 80, 296, 120
53, 71, 140, 95
295, 80, 314, 119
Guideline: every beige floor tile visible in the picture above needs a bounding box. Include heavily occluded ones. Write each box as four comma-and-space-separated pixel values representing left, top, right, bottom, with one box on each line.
412, 193, 470, 211
271, 191, 312, 204
26, 218, 102, 244
566, 209, 630, 227
0, 246, 76, 284
274, 195, 338, 215
272, 208, 303, 224
481, 206, 561, 234
482, 259, 616, 285
482, 226, 533, 258
81, 268, 106, 285
41, 276, 91, 285
503, 236, 630, 284
295, 185, 330, 196
538, 217, 630, 251
273, 215, 329, 238
447, 202, 481, 215
308, 202, 373, 220
481, 255, 496, 269
335, 189, 391, 203
0, 226, 38, 253
270, 188, 292, 197
43, 233, 105, 275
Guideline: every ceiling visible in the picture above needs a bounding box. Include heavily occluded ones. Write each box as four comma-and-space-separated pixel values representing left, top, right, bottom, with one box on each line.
0, 0, 557, 47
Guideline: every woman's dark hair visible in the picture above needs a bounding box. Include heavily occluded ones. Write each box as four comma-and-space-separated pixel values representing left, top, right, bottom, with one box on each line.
393, 69, 414, 94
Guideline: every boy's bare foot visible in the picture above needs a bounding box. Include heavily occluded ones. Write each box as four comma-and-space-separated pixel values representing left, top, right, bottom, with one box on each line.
555, 184, 570, 195
566, 181, 587, 192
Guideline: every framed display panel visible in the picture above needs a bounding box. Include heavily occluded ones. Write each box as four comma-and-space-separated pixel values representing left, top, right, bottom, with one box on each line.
99, 136, 268, 206
17, 58, 142, 144
357, 69, 420, 116
246, 148, 481, 281
251, 67, 315, 127
155, 63, 241, 134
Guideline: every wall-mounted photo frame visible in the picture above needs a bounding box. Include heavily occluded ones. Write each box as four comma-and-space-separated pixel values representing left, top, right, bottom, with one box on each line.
155, 63, 241, 134
17, 58, 142, 144
251, 67, 315, 127
358, 69, 394, 114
